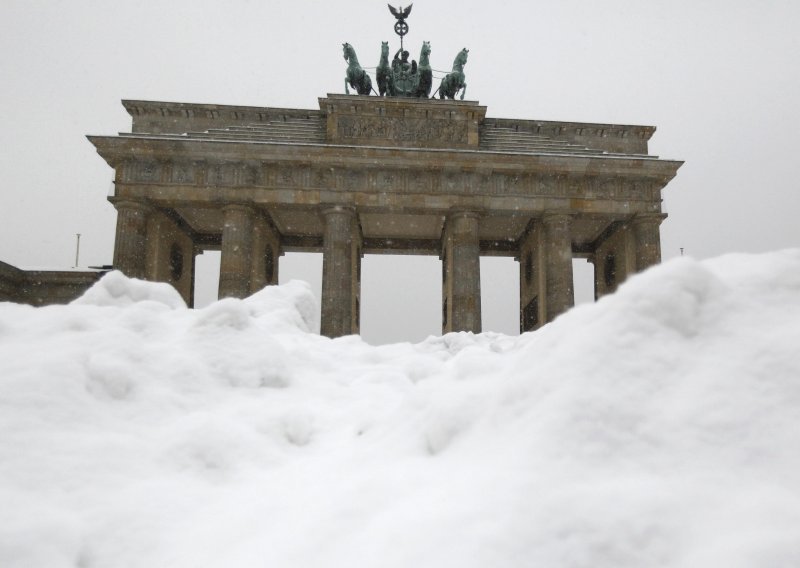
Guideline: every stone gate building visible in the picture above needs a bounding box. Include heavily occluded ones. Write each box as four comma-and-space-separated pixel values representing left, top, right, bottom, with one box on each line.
89, 95, 682, 337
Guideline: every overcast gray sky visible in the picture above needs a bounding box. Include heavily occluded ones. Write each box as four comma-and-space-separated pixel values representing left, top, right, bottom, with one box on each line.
2, 0, 798, 344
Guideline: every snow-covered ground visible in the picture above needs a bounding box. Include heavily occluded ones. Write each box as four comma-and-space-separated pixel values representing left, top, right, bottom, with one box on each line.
2, 250, 799, 567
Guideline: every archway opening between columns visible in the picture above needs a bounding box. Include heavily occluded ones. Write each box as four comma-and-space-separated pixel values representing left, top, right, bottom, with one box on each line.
192, 252, 597, 339
360, 255, 440, 345
573, 258, 595, 306
480, 257, 520, 336
194, 250, 221, 308
278, 252, 322, 334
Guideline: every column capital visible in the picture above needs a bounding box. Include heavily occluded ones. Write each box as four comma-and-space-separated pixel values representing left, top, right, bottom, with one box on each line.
445, 210, 481, 242
321, 205, 356, 218
541, 211, 574, 224
221, 203, 256, 215
321, 206, 362, 244
446, 209, 482, 221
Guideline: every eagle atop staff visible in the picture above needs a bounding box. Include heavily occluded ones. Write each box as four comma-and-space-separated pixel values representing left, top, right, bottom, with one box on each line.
388, 3, 413, 48
388, 4, 413, 20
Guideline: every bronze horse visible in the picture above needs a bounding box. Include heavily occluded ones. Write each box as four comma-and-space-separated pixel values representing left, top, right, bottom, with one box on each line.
439, 48, 468, 100
376, 41, 395, 96
343, 43, 372, 96
412, 41, 432, 98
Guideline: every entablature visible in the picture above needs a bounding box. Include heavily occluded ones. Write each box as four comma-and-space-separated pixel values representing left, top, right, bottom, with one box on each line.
108, 154, 669, 209
90, 135, 681, 185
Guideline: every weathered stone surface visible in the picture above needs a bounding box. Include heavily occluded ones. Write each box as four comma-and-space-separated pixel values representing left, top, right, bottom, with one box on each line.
219, 205, 257, 299
542, 213, 575, 322
89, 96, 683, 336
0, 261, 104, 306
322, 95, 484, 149
113, 201, 152, 280
442, 211, 481, 333
321, 207, 360, 338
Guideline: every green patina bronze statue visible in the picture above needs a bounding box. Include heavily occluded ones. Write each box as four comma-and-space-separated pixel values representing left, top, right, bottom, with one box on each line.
343, 4, 466, 100
391, 47, 416, 96
377, 41, 395, 96
412, 41, 432, 98
438, 48, 468, 100
342, 43, 373, 96
374, 41, 431, 98
387, 4, 413, 45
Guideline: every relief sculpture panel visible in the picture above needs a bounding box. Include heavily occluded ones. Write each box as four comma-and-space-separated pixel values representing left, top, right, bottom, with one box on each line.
128, 160, 161, 183
171, 162, 195, 184
337, 116, 469, 147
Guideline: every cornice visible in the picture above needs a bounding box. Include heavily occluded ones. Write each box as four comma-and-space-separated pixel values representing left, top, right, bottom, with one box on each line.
87, 134, 682, 181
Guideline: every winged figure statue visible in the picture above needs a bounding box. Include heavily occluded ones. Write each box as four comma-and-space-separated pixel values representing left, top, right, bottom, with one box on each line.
388, 4, 413, 20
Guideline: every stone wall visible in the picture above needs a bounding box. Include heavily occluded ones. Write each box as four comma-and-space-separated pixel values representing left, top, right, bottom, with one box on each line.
0, 261, 104, 306
123, 100, 323, 135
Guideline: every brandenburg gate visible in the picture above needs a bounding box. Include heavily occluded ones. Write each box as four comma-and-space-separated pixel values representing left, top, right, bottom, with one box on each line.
88, 94, 681, 337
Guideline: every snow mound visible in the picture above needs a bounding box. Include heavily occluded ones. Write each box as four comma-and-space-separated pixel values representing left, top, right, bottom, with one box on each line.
1, 250, 799, 567
73, 270, 186, 309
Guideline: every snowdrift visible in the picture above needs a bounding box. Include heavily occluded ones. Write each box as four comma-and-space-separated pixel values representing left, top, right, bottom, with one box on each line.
1, 251, 799, 567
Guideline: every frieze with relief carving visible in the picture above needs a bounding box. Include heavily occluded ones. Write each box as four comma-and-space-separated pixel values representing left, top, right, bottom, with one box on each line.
310, 167, 335, 189
374, 169, 405, 192
171, 163, 195, 184
497, 173, 526, 194
207, 163, 236, 187
408, 171, 434, 192
121, 156, 663, 205
238, 164, 259, 186
337, 116, 468, 145
126, 160, 161, 183
339, 170, 367, 191
590, 178, 662, 200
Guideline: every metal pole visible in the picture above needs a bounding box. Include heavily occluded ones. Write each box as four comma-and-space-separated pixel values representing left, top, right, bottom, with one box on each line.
75, 233, 81, 268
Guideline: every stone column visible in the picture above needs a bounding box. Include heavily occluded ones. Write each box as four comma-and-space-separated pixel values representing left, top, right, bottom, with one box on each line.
542, 212, 574, 322
250, 213, 282, 294
518, 221, 544, 332
218, 204, 256, 299
113, 200, 152, 279
443, 211, 481, 333
190, 248, 203, 308
631, 214, 664, 272
321, 207, 359, 338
